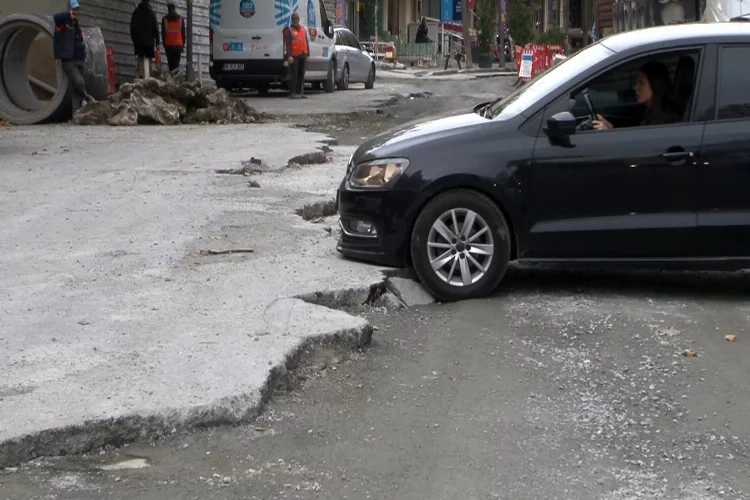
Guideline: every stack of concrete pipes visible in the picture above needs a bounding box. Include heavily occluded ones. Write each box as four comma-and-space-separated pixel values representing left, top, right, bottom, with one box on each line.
0, 13, 108, 124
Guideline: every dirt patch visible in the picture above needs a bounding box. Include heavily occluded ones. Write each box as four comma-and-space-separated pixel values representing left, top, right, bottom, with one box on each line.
288, 151, 329, 166
73, 76, 270, 126
296, 200, 337, 221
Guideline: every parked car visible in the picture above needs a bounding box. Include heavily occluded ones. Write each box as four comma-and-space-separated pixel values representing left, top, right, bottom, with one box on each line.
336, 22, 750, 302
333, 27, 376, 90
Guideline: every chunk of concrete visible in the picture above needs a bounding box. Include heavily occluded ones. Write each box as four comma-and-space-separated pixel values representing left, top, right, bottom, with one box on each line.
387, 277, 435, 306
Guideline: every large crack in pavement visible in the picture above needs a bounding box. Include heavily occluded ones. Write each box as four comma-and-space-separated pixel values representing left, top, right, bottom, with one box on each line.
0, 124, 403, 468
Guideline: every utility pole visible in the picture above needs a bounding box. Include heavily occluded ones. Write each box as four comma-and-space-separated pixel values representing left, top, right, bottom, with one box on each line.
186, 0, 194, 81
461, 0, 472, 68
498, 0, 506, 66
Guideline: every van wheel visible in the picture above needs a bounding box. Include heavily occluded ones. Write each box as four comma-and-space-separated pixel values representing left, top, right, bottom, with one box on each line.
337, 64, 349, 90
324, 61, 335, 93
410, 189, 511, 302
365, 64, 375, 89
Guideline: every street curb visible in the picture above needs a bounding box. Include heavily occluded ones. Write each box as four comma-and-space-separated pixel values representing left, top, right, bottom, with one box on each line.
0, 302, 374, 468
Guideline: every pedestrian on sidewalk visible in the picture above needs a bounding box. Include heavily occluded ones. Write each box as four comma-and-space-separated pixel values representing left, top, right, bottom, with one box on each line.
283, 12, 309, 99
415, 17, 430, 43
130, 0, 160, 78
53, 0, 95, 113
161, 3, 185, 73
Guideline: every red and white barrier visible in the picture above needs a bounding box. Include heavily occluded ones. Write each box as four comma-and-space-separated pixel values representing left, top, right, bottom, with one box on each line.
515, 43, 565, 82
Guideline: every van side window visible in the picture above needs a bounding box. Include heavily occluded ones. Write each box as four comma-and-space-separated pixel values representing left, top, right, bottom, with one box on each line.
716, 46, 750, 120
319, 0, 330, 26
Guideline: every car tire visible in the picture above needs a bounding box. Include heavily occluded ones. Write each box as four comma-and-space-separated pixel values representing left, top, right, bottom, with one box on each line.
312, 81, 322, 91
410, 189, 511, 302
365, 64, 375, 89
324, 60, 335, 93
337, 64, 350, 90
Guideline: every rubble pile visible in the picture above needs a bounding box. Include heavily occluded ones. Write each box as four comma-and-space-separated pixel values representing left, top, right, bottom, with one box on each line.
73, 77, 267, 126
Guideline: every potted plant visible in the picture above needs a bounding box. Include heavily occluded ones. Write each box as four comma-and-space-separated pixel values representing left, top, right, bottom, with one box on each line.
476, 0, 496, 68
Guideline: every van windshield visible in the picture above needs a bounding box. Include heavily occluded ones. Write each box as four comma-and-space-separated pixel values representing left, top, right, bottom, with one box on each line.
488, 42, 614, 119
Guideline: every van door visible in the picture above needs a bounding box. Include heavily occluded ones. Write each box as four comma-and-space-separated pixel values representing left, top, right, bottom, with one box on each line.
303, 0, 334, 78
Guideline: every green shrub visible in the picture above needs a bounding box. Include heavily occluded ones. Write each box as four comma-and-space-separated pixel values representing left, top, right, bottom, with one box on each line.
476, 0, 496, 55
535, 25, 566, 45
507, 0, 535, 48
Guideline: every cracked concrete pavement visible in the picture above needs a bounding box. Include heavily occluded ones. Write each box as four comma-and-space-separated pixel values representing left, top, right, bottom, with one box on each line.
3, 269, 748, 499
0, 124, 387, 466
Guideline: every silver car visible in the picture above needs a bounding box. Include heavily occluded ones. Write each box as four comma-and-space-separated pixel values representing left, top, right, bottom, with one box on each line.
333, 28, 376, 90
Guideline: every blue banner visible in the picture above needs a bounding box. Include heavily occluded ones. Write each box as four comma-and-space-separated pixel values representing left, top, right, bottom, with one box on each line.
441, 0, 462, 22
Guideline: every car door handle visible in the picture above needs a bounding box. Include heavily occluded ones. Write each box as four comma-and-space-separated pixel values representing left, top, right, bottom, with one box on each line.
251, 36, 261, 40
661, 151, 692, 161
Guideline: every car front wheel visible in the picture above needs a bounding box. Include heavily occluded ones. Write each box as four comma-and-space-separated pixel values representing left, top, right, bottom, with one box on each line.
410, 189, 511, 302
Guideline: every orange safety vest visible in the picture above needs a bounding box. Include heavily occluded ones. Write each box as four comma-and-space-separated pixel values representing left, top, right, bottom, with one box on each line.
289, 25, 309, 57
164, 17, 184, 48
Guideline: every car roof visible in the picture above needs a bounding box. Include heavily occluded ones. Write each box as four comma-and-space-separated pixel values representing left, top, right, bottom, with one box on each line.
601, 22, 750, 52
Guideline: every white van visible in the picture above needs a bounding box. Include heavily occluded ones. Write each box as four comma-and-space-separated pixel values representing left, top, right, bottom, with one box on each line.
209, 0, 337, 93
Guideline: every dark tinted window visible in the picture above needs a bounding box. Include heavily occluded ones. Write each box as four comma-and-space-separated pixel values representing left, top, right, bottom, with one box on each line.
717, 46, 750, 120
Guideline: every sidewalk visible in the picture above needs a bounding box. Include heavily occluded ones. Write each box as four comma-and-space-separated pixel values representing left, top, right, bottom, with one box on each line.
378, 65, 516, 81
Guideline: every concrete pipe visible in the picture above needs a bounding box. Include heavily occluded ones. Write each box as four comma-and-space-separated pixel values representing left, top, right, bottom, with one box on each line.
0, 14, 108, 125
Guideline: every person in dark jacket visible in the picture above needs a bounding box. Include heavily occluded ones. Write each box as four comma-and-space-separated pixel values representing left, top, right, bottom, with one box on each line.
130, 0, 160, 78
415, 17, 429, 43
53, 0, 95, 112
161, 3, 186, 72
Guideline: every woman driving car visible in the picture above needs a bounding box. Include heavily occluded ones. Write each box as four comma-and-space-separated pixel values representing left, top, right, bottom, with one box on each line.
593, 61, 680, 130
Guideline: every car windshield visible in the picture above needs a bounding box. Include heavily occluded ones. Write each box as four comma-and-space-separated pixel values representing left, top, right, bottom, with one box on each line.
488, 42, 614, 119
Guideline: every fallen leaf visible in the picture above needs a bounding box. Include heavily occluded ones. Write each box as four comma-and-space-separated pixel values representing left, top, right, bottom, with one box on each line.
682, 349, 697, 358
78, 320, 92, 326
725, 334, 738, 342
661, 328, 681, 337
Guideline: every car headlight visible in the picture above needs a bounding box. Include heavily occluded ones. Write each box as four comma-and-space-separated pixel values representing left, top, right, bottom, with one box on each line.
348, 158, 409, 188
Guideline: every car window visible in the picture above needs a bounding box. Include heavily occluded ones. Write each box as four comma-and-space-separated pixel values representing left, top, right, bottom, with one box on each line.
348, 32, 362, 50
489, 42, 613, 120
335, 31, 342, 44
716, 46, 750, 120
568, 49, 701, 128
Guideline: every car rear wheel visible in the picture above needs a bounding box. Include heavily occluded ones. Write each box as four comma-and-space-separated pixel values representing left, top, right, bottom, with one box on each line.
337, 64, 350, 90
324, 61, 335, 93
365, 64, 375, 89
410, 189, 511, 302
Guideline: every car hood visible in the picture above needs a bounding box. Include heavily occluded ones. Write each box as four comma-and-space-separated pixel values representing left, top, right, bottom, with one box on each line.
353, 111, 488, 161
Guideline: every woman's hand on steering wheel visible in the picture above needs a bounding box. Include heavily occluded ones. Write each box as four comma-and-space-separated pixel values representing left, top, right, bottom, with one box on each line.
592, 114, 613, 130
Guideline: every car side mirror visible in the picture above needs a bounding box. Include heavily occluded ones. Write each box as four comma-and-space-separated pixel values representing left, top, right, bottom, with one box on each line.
325, 21, 333, 38
544, 111, 577, 137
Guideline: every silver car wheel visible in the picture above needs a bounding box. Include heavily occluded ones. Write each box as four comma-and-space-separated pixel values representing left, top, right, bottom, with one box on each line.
426, 208, 494, 287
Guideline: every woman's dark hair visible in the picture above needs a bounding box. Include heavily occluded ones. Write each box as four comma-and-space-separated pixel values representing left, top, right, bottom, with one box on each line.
639, 61, 679, 116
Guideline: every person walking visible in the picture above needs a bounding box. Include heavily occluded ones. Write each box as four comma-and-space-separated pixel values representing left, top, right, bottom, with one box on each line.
53, 0, 95, 113
161, 3, 185, 73
283, 12, 309, 99
415, 17, 430, 43
130, 0, 160, 78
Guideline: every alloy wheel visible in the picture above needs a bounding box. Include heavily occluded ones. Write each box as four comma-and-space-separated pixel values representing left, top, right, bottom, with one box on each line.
426, 208, 494, 287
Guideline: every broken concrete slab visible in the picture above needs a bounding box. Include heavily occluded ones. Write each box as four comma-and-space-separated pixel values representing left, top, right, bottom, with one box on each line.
0, 124, 385, 467
73, 77, 266, 126
387, 277, 435, 307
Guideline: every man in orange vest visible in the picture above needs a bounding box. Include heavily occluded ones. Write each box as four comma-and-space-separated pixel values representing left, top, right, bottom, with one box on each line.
161, 3, 186, 72
283, 12, 310, 99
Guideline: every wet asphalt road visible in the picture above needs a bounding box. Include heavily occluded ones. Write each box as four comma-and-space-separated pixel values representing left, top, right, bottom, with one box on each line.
2, 76, 750, 500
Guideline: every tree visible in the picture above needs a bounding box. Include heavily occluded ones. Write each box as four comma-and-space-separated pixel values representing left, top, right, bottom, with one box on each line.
507, 0, 535, 48
476, 0, 496, 56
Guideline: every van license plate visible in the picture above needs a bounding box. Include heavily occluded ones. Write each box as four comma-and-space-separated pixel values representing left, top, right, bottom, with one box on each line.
224, 63, 244, 71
